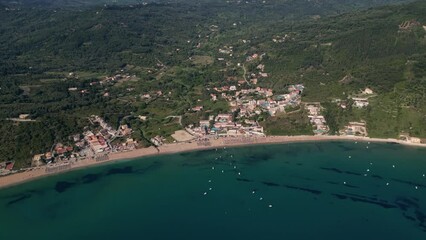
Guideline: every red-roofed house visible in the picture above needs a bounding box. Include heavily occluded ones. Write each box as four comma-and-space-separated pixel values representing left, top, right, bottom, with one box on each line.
5, 162, 14, 171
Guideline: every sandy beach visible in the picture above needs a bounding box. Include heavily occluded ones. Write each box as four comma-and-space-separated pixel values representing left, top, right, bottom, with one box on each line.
0, 135, 424, 189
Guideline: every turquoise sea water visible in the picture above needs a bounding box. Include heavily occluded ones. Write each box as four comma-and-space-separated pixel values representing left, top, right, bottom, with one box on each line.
1, 141, 426, 240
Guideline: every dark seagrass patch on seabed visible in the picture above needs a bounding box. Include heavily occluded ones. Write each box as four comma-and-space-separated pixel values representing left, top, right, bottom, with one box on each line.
236, 178, 253, 182
284, 149, 299, 157
371, 174, 383, 179
242, 178, 322, 195
313, 143, 325, 152
81, 173, 101, 184
391, 178, 426, 188
327, 181, 340, 185
334, 142, 356, 152
261, 181, 280, 187
241, 152, 274, 165
393, 197, 426, 232
394, 197, 420, 210
52, 162, 161, 193
331, 192, 426, 232
403, 213, 417, 222
331, 193, 396, 209
134, 161, 162, 174
320, 167, 362, 176
283, 184, 322, 195
7, 193, 32, 205
3, 188, 47, 206
320, 167, 343, 173
55, 181, 77, 193
343, 184, 359, 189
345, 171, 362, 176
107, 166, 133, 175
415, 211, 426, 228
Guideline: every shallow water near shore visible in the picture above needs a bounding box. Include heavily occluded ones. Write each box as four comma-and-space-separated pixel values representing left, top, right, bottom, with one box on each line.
1, 141, 426, 240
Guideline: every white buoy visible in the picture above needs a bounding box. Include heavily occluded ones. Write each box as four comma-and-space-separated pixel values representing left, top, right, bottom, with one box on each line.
234, 166, 237, 169
392, 165, 395, 168
415, 186, 418, 190
252, 190, 255, 194
238, 172, 241, 175
386, 182, 389, 186
259, 197, 263, 200
423, 174, 425, 177
209, 188, 212, 191
208, 180, 212, 183
370, 162, 373, 165
367, 169, 370, 172
364, 174, 368, 177
349, 156, 352, 159
366, 146, 369, 149
343, 181, 346, 185
204, 192, 207, 195
221, 170, 224, 173
269, 204, 273, 208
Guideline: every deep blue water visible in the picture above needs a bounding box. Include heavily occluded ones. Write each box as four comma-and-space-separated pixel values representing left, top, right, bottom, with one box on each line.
1, 141, 426, 240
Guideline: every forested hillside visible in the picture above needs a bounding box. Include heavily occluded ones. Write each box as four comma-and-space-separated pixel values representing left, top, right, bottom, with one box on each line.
0, 0, 425, 167
0, 0, 415, 9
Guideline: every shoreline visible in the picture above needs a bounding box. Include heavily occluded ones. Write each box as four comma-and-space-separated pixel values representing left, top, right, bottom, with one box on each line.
0, 135, 424, 190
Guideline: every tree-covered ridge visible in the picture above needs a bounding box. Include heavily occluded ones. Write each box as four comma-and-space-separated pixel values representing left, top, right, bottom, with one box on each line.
0, 0, 141, 8
0, 0, 425, 167
1, 0, 422, 75
0, 0, 415, 9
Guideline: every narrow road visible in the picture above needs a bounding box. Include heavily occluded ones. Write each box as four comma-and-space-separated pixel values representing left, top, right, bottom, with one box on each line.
241, 64, 251, 86
165, 115, 183, 126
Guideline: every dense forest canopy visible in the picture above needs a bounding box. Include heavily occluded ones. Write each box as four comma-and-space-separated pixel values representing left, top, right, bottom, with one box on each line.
0, 0, 416, 9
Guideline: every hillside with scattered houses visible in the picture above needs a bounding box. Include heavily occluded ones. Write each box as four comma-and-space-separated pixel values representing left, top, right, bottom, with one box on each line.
0, 0, 425, 168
